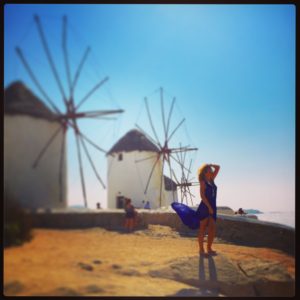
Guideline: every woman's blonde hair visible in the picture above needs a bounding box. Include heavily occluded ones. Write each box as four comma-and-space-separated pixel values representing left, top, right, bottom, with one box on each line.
198, 164, 212, 182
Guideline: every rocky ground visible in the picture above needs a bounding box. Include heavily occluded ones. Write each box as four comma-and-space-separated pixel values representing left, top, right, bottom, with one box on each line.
4, 225, 295, 296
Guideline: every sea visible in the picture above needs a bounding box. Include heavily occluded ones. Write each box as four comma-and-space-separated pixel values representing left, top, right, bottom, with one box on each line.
254, 211, 295, 228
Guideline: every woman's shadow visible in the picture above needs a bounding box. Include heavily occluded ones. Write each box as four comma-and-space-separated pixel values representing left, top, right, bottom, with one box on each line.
198, 254, 219, 295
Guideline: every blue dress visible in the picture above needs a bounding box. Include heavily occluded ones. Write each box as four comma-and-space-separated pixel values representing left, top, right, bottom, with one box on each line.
171, 180, 217, 230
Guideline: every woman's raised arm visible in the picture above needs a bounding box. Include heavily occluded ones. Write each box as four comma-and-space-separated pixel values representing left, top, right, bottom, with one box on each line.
210, 164, 220, 180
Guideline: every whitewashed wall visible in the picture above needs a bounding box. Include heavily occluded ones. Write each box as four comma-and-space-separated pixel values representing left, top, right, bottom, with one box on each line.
4, 115, 67, 209
107, 151, 177, 209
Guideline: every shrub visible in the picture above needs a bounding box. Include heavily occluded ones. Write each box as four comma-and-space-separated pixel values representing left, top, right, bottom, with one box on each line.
4, 192, 33, 247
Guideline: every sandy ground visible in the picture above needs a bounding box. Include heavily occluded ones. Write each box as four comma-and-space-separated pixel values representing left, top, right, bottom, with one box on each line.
4, 225, 295, 296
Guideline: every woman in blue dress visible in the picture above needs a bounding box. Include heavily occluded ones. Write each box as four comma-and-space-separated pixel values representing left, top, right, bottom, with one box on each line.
171, 163, 220, 256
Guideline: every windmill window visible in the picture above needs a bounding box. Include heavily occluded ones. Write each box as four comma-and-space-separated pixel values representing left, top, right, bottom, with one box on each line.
118, 153, 123, 161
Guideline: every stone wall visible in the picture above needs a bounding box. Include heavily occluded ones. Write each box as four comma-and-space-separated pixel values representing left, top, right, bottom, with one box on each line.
28, 210, 295, 255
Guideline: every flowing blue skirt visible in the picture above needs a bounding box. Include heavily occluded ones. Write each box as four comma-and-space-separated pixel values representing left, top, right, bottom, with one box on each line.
171, 202, 216, 230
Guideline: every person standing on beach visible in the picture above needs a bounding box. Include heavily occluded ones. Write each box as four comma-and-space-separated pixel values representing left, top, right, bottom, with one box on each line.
197, 164, 220, 256
124, 198, 136, 233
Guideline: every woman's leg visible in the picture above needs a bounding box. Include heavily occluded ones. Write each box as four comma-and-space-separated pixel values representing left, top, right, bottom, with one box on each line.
129, 218, 134, 231
124, 218, 128, 231
198, 218, 208, 253
207, 217, 216, 252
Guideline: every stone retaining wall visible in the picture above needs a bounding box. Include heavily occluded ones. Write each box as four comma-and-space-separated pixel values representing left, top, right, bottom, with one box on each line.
28, 211, 295, 255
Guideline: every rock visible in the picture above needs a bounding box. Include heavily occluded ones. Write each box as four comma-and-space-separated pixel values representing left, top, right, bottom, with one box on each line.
78, 262, 94, 271
4, 281, 24, 295
111, 264, 122, 269
92, 260, 102, 265
119, 269, 141, 276
47, 287, 81, 296
167, 287, 224, 297
84, 285, 105, 294
148, 254, 294, 297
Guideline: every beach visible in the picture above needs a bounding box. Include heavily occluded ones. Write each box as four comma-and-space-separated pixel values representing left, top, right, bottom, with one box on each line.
4, 224, 295, 297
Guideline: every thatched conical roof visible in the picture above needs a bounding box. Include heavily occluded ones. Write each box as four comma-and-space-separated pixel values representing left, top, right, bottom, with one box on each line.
107, 129, 159, 155
4, 81, 58, 121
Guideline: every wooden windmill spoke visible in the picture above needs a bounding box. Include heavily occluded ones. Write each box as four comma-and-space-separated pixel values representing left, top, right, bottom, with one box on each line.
65, 120, 107, 154
159, 158, 165, 207
166, 97, 176, 140
135, 154, 158, 163
80, 109, 124, 118
75, 76, 109, 110
71, 46, 90, 96
160, 87, 167, 141
144, 97, 162, 147
84, 116, 117, 121
170, 146, 197, 153
74, 130, 87, 207
167, 118, 185, 143
144, 155, 161, 195
169, 153, 191, 174
79, 135, 106, 189
187, 159, 193, 181
62, 15, 72, 100
76, 130, 107, 154
166, 159, 176, 202
32, 125, 62, 168
15, 47, 61, 115
58, 127, 67, 202
135, 123, 160, 148
171, 168, 180, 185
34, 15, 68, 105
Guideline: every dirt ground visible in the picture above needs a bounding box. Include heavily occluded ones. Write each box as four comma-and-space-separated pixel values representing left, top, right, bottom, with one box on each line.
4, 225, 295, 296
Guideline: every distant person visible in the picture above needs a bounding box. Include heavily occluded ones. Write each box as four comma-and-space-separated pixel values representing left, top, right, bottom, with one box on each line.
144, 201, 151, 209
235, 208, 247, 216
124, 198, 136, 233
96, 202, 101, 209
171, 164, 220, 257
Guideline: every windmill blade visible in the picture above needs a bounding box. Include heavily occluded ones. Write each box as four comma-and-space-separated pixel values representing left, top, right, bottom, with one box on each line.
171, 168, 180, 185
74, 129, 88, 208
71, 46, 90, 96
160, 87, 167, 141
169, 153, 191, 174
166, 97, 176, 139
83, 116, 118, 121
171, 147, 198, 154
58, 126, 67, 202
167, 118, 185, 143
79, 135, 106, 189
143, 155, 161, 195
15, 47, 61, 115
144, 97, 162, 147
135, 123, 160, 149
79, 109, 124, 118
187, 158, 193, 181
34, 15, 67, 105
135, 154, 158, 163
159, 158, 165, 207
62, 15, 72, 100
166, 158, 176, 202
75, 76, 109, 110
32, 125, 62, 168
67, 122, 107, 154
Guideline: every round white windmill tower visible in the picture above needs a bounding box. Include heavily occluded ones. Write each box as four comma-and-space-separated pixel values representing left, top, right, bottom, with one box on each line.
107, 129, 177, 209
4, 81, 67, 210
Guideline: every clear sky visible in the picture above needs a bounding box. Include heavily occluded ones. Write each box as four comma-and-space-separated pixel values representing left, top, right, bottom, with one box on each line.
4, 4, 295, 212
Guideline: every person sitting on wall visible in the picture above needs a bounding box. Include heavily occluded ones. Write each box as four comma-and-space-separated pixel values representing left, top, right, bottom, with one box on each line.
144, 201, 151, 209
235, 208, 246, 215
96, 202, 101, 209
124, 198, 136, 233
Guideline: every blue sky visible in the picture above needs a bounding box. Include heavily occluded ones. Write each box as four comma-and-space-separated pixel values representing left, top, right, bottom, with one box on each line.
4, 4, 295, 212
